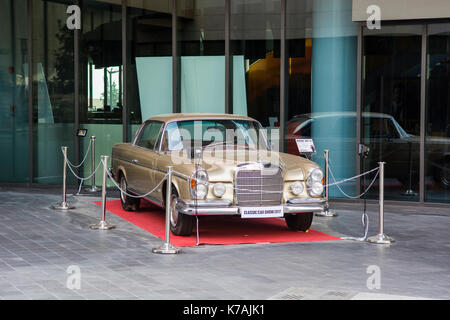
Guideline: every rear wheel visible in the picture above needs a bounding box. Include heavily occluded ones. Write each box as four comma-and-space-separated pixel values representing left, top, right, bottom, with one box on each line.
168, 186, 194, 236
285, 213, 313, 231
439, 158, 450, 190
119, 173, 140, 211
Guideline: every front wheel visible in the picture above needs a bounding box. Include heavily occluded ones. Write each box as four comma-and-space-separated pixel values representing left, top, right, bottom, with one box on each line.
119, 173, 140, 211
285, 213, 313, 231
168, 187, 194, 236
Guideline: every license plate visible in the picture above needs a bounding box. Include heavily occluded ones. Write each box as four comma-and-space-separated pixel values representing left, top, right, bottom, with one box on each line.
240, 206, 284, 218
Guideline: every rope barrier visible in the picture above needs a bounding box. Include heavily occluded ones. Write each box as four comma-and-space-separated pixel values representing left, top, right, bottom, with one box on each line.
60, 146, 103, 196
65, 139, 92, 169
324, 166, 379, 188
328, 165, 380, 199
105, 165, 169, 199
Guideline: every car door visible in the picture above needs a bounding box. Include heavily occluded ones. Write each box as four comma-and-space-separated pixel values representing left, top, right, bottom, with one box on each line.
127, 121, 164, 194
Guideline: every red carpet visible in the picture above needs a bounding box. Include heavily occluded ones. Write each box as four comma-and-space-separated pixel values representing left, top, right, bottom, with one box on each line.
94, 200, 341, 247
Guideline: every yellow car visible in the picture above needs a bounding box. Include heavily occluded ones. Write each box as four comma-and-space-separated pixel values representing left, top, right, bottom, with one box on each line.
111, 113, 325, 236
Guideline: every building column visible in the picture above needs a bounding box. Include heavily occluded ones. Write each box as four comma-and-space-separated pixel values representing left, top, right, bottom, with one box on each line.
311, 0, 358, 196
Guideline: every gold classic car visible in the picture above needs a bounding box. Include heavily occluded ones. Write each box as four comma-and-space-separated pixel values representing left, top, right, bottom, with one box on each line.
111, 113, 325, 236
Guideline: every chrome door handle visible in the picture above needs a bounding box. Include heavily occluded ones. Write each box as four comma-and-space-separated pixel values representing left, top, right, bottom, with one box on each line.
131, 159, 139, 164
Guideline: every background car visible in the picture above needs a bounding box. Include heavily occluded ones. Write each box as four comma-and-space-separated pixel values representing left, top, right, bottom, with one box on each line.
288, 112, 450, 190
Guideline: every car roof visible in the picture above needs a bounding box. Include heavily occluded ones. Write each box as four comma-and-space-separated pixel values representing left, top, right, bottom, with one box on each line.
145, 113, 256, 123
291, 112, 395, 120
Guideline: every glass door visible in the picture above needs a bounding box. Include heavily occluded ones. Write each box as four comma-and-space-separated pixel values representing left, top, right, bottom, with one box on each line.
362, 25, 422, 201
425, 23, 450, 203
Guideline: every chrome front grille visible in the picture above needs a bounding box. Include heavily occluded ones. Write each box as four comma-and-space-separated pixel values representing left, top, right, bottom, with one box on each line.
235, 166, 283, 207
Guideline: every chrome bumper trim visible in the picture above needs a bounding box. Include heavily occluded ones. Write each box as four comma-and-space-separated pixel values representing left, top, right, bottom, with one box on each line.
176, 199, 324, 216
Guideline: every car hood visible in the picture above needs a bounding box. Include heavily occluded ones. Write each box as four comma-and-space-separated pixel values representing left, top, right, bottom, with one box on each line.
171, 149, 320, 182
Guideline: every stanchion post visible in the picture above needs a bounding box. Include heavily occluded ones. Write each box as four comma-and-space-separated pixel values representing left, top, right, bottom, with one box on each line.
367, 162, 395, 244
51, 146, 75, 210
315, 149, 337, 217
90, 155, 115, 230
153, 166, 180, 254
85, 136, 100, 193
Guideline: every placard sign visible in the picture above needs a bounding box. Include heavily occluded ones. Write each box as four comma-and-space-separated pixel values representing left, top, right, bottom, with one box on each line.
295, 138, 316, 154
240, 206, 283, 218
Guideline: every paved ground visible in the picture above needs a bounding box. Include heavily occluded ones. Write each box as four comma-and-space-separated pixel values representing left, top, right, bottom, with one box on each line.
0, 186, 449, 300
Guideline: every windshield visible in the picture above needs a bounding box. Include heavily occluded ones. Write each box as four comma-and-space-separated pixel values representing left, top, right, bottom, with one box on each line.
161, 119, 269, 151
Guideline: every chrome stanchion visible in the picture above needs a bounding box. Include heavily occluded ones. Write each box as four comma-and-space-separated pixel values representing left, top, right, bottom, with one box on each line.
315, 149, 337, 217
153, 166, 180, 254
401, 141, 417, 196
90, 155, 115, 230
367, 162, 395, 244
52, 146, 75, 210
85, 136, 100, 193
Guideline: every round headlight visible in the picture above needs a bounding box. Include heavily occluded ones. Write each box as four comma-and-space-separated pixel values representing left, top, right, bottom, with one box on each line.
310, 168, 323, 182
213, 183, 226, 198
190, 169, 209, 199
290, 181, 304, 196
309, 182, 324, 196
194, 183, 208, 199
194, 169, 208, 184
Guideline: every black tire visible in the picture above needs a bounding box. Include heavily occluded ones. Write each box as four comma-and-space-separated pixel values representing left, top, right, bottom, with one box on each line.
168, 186, 194, 236
436, 158, 450, 190
119, 173, 140, 211
285, 213, 313, 231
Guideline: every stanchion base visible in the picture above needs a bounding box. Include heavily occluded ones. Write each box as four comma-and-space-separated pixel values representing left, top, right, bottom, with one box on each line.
367, 233, 395, 245
315, 209, 338, 217
401, 189, 418, 196
89, 220, 116, 230
84, 186, 101, 193
152, 243, 180, 254
51, 202, 75, 210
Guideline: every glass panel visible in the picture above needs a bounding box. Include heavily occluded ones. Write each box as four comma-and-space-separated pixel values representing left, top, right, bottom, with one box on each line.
231, 0, 280, 131
362, 25, 422, 201
285, 0, 358, 198
425, 23, 450, 203
0, 0, 29, 183
33, 0, 75, 184
178, 0, 225, 113
127, 0, 172, 140
79, 0, 123, 187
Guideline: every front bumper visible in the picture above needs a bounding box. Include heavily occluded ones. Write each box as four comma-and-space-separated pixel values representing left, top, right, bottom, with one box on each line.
176, 198, 325, 216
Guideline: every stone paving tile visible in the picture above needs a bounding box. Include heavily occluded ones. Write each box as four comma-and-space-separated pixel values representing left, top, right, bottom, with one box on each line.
0, 190, 449, 300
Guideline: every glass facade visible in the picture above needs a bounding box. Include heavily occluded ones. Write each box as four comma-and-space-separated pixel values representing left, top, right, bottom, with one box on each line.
32, 0, 76, 184
179, 0, 225, 113
426, 23, 450, 203
0, 0, 449, 205
362, 25, 422, 201
79, 0, 123, 186
127, 0, 172, 139
285, 0, 358, 197
231, 0, 280, 125
0, 0, 29, 183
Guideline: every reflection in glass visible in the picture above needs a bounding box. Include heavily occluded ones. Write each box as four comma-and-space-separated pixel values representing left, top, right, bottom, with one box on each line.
425, 23, 450, 203
0, 0, 29, 183
127, 0, 172, 140
285, 0, 357, 198
231, 0, 280, 127
362, 25, 422, 201
178, 0, 225, 113
33, 0, 75, 184
79, 0, 123, 186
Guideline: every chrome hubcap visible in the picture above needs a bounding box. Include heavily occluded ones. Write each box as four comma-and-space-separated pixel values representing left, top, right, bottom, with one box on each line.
120, 177, 127, 203
169, 195, 178, 227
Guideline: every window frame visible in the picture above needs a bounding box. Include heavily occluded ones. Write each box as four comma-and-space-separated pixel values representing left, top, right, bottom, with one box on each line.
133, 120, 165, 152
